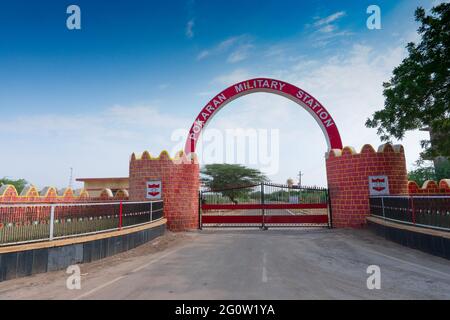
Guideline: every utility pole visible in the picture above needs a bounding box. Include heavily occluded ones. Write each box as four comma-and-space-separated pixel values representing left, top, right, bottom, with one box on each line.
68, 167, 73, 189
298, 171, 304, 187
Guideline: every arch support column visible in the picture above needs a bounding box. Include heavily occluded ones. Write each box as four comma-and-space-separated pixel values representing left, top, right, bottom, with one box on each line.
128, 151, 199, 231
326, 143, 408, 228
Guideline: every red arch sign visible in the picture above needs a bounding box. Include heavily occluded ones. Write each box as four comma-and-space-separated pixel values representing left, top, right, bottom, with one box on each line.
185, 78, 343, 154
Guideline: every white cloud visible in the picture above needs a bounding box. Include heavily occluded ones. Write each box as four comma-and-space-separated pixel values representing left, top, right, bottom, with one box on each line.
197, 50, 210, 60
312, 30, 354, 48
197, 36, 240, 60
314, 11, 346, 27
0, 105, 190, 189
197, 91, 215, 97
186, 19, 195, 38
264, 45, 286, 58
431, 0, 450, 7
227, 44, 254, 63
309, 10, 352, 46
213, 68, 252, 86
197, 35, 253, 63
318, 25, 336, 33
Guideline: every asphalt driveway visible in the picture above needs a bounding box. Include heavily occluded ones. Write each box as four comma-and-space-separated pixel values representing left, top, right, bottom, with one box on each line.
0, 228, 449, 299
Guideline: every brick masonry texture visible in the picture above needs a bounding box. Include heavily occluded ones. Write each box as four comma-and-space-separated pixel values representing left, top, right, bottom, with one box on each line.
408, 179, 450, 194
0, 185, 129, 203
0, 185, 90, 203
128, 151, 199, 231
326, 143, 408, 228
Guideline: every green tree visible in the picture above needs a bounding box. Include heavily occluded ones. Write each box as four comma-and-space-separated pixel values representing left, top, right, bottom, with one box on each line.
201, 164, 268, 203
366, 3, 450, 160
0, 177, 28, 194
408, 160, 450, 186
408, 164, 435, 186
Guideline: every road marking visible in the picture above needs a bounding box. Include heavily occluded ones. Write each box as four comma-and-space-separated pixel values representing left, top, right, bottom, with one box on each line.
366, 249, 450, 279
262, 252, 268, 283
131, 248, 180, 273
72, 246, 184, 300
347, 241, 450, 279
73, 276, 125, 300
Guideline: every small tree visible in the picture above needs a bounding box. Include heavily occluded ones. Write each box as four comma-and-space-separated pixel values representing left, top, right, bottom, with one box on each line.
0, 177, 28, 194
201, 164, 268, 203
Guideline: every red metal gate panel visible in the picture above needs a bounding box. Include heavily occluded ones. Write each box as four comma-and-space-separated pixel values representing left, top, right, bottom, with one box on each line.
200, 183, 330, 228
201, 214, 328, 224
202, 203, 327, 210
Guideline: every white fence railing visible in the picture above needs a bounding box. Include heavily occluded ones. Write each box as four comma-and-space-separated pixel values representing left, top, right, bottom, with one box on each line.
0, 200, 163, 246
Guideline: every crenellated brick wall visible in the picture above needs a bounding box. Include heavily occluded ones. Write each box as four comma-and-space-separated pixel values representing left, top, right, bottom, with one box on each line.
128, 150, 199, 231
0, 185, 129, 203
408, 179, 450, 194
0, 185, 90, 203
326, 143, 408, 228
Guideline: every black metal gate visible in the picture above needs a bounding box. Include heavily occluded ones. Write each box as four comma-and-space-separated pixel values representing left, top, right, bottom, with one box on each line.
200, 182, 330, 228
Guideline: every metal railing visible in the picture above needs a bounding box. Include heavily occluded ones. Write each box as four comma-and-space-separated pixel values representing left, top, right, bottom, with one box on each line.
369, 195, 450, 231
0, 200, 163, 246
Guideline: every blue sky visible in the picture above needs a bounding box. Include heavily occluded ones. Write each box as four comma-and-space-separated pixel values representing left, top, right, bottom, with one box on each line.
0, 0, 445, 189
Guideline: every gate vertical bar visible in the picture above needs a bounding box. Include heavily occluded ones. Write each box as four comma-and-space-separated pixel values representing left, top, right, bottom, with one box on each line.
261, 183, 265, 229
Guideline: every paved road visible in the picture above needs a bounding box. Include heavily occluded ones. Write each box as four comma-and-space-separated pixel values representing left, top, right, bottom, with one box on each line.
0, 228, 449, 299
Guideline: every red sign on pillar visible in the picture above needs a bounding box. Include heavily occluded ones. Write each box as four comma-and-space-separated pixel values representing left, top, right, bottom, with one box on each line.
146, 180, 162, 200
369, 176, 389, 195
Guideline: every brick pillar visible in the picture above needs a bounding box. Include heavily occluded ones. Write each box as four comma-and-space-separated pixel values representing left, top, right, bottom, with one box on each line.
326, 143, 408, 228
128, 150, 199, 231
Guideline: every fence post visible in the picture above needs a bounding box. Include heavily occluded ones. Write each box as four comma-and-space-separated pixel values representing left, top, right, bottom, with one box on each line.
49, 204, 55, 240
411, 196, 416, 225
381, 197, 385, 220
119, 201, 123, 230
150, 201, 153, 222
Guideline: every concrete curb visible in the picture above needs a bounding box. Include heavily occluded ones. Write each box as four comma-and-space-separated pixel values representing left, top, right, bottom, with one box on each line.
367, 216, 450, 260
0, 220, 166, 282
